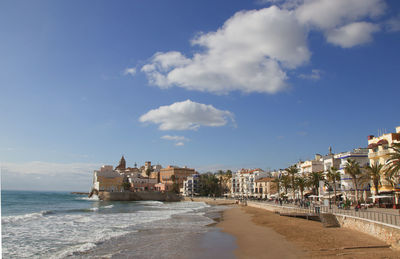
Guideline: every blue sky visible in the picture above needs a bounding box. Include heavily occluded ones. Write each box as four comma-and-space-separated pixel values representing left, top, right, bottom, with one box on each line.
1, 0, 399, 191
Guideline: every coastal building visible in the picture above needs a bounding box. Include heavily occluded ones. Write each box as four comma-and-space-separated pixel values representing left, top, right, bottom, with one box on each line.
299, 155, 324, 175
334, 148, 370, 201
183, 174, 201, 196
254, 177, 278, 199
159, 165, 196, 190
368, 126, 400, 198
93, 165, 124, 192
129, 176, 157, 191
230, 169, 270, 198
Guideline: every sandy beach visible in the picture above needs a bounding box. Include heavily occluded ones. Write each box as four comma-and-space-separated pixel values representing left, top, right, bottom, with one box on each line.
218, 206, 400, 258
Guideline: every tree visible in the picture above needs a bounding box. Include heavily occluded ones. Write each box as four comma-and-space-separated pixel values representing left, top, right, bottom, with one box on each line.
286, 165, 299, 199
199, 173, 222, 197
365, 162, 383, 196
145, 168, 152, 191
273, 178, 280, 197
224, 170, 233, 194
326, 167, 341, 204
170, 174, 180, 194
295, 176, 308, 200
280, 174, 291, 197
344, 159, 366, 202
122, 181, 131, 191
309, 171, 324, 199
385, 143, 400, 186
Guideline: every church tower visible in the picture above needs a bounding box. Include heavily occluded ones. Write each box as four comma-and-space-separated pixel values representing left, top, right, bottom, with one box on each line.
116, 155, 126, 171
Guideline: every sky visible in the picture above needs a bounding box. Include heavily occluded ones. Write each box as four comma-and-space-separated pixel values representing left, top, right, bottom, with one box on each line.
1, 0, 399, 191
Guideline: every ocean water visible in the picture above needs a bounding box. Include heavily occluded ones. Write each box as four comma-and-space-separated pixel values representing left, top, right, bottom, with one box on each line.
1, 190, 234, 258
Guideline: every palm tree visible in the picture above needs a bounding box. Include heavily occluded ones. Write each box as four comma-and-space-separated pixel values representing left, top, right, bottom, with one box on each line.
365, 162, 383, 196
280, 174, 291, 197
326, 167, 341, 204
344, 159, 366, 202
286, 165, 299, 199
385, 143, 400, 186
295, 176, 308, 200
309, 171, 324, 199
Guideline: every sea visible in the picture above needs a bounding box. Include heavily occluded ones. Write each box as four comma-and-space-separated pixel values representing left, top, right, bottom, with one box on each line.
1, 190, 236, 259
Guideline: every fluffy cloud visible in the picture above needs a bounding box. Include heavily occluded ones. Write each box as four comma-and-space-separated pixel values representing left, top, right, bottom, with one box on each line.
295, 0, 385, 29
295, 0, 384, 48
325, 22, 380, 48
142, 6, 310, 94
140, 1, 393, 94
139, 100, 234, 131
123, 67, 136, 76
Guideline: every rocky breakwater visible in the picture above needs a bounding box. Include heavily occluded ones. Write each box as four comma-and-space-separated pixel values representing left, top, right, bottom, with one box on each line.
98, 191, 182, 202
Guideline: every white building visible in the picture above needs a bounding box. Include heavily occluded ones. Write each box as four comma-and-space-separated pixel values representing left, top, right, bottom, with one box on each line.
231, 169, 270, 198
334, 148, 370, 200
299, 154, 324, 175
183, 174, 201, 196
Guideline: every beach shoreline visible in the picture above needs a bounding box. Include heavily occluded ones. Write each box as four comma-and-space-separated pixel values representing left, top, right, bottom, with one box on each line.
217, 205, 400, 258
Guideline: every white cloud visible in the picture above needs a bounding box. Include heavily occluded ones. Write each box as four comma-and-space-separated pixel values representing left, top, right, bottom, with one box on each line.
139, 100, 234, 131
161, 135, 188, 141
325, 22, 380, 48
295, 0, 386, 30
175, 142, 185, 146
141, 6, 310, 94
140, 0, 392, 94
1, 161, 100, 191
298, 69, 322, 80
123, 67, 137, 76
256, 0, 303, 9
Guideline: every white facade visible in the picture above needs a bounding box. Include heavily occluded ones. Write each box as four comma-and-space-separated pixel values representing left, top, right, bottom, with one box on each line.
231, 169, 270, 197
299, 154, 324, 175
183, 174, 201, 196
334, 148, 369, 199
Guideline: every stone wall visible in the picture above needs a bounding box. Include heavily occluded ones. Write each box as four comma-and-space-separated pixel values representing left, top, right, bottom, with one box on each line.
335, 215, 400, 250
99, 191, 181, 202
246, 201, 400, 250
184, 197, 237, 205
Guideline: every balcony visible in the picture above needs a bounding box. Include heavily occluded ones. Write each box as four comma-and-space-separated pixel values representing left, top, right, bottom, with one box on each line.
368, 150, 391, 159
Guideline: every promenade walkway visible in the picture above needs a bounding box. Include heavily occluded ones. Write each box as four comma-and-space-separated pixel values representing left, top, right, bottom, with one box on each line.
254, 200, 400, 228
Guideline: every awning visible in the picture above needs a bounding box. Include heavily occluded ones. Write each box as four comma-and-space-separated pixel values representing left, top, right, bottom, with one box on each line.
367, 143, 378, 149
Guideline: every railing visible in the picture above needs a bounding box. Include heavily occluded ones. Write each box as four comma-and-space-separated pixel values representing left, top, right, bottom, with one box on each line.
192, 196, 400, 228
252, 200, 400, 228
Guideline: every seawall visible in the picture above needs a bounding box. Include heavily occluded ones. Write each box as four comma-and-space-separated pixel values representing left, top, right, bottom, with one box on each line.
247, 201, 400, 250
184, 197, 238, 205
98, 191, 181, 202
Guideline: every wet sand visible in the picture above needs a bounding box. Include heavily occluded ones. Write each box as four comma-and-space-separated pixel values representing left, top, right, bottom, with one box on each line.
218, 206, 400, 258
